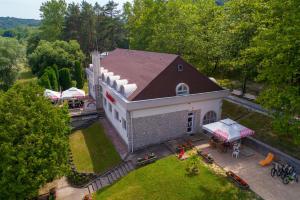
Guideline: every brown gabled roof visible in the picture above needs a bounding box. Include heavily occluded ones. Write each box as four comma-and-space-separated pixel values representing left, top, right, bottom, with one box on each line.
101, 48, 223, 101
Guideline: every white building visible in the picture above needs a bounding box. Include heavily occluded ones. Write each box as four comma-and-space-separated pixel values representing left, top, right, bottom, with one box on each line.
86, 49, 229, 152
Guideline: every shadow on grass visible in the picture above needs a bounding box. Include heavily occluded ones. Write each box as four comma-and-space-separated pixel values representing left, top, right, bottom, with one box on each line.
82, 122, 122, 173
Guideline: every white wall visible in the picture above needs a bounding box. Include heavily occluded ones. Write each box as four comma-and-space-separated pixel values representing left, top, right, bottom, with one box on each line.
101, 82, 129, 144
132, 98, 222, 126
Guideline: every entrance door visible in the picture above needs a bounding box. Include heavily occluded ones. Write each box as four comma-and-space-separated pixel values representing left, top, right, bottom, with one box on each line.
187, 112, 194, 134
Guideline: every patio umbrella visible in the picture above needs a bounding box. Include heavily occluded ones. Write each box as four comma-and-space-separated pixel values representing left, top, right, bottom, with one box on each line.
203, 118, 254, 142
61, 87, 85, 99
44, 89, 61, 100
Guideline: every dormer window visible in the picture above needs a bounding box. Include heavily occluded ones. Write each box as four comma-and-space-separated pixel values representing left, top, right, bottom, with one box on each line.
176, 83, 189, 96
177, 64, 183, 72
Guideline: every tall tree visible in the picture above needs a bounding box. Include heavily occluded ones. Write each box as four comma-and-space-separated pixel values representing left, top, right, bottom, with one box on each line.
59, 68, 72, 90
0, 37, 24, 90
0, 82, 70, 199
250, 0, 300, 141
28, 40, 85, 76
79, 1, 96, 54
74, 61, 84, 89
40, 0, 67, 41
63, 2, 81, 41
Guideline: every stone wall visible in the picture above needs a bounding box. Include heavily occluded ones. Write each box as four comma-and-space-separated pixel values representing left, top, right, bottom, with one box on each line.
131, 109, 201, 150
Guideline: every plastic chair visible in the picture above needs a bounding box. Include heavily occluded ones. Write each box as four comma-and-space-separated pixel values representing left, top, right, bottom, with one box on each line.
232, 150, 239, 158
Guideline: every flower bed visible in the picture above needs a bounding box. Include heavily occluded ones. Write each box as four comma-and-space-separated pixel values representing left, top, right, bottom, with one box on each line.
197, 150, 214, 164
226, 171, 249, 189
137, 153, 157, 166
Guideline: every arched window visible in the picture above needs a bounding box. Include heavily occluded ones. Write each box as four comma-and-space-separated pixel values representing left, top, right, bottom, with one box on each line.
203, 111, 217, 125
176, 83, 189, 96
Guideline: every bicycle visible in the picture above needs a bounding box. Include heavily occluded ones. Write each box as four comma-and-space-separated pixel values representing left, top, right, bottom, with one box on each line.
271, 162, 283, 177
283, 172, 299, 184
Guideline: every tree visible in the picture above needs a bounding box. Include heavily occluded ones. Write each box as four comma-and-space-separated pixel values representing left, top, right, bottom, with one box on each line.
79, 1, 96, 55
74, 61, 84, 89
0, 37, 24, 90
38, 72, 52, 89
44, 66, 59, 91
40, 0, 67, 41
28, 40, 85, 76
26, 32, 41, 55
59, 68, 72, 90
63, 2, 81, 41
250, 0, 300, 142
0, 82, 70, 199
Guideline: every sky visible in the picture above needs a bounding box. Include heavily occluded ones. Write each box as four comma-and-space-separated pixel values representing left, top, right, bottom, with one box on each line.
0, 0, 131, 19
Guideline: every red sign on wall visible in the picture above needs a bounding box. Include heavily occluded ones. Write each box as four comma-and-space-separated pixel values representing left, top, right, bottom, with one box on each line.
106, 92, 116, 104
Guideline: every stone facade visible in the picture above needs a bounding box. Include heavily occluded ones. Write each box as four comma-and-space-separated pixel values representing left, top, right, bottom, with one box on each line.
131, 109, 201, 150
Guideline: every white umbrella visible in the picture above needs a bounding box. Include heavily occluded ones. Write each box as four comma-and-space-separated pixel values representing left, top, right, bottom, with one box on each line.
61, 87, 85, 99
44, 89, 61, 100
203, 118, 254, 142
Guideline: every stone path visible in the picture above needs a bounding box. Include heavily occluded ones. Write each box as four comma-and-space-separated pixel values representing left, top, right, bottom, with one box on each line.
195, 142, 300, 200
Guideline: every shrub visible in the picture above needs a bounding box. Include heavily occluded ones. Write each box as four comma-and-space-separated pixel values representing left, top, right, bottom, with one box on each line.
74, 61, 84, 89
59, 68, 72, 90
38, 73, 51, 89
186, 154, 200, 176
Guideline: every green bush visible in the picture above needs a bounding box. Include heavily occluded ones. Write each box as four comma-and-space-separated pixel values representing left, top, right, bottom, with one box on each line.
38, 73, 51, 89
59, 68, 72, 90
44, 67, 58, 91
185, 154, 200, 176
74, 61, 84, 89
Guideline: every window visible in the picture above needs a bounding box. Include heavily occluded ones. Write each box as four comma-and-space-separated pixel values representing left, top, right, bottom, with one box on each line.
122, 118, 127, 130
103, 97, 107, 107
109, 103, 112, 113
177, 64, 183, 71
176, 83, 189, 96
99, 86, 103, 94
114, 110, 119, 121
203, 111, 217, 125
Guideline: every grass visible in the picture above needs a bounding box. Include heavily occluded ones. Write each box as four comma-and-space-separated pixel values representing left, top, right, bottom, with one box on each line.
222, 100, 300, 159
69, 122, 122, 173
94, 156, 259, 200
16, 64, 36, 83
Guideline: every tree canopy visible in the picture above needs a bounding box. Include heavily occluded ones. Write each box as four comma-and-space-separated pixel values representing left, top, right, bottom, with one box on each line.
125, 0, 300, 141
28, 39, 84, 76
0, 36, 24, 91
0, 82, 70, 199
40, 0, 67, 41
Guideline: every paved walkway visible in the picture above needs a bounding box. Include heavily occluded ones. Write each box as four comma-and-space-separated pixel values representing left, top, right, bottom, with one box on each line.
195, 141, 300, 200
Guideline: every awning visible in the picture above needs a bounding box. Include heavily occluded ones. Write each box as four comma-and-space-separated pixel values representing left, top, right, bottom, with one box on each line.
44, 89, 61, 100
61, 87, 85, 99
203, 118, 254, 142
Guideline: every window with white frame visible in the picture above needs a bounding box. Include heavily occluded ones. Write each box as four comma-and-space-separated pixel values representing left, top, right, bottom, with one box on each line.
114, 110, 119, 121
108, 103, 112, 113
176, 83, 189, 96
203, 111, 217, 125
122, 118, 127, 130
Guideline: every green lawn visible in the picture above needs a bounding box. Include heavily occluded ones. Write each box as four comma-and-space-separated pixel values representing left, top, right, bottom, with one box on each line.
17, 65, 36, 83
222, 100, 300, 159
69, 122, 122, 173
95, 156, 259, 200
